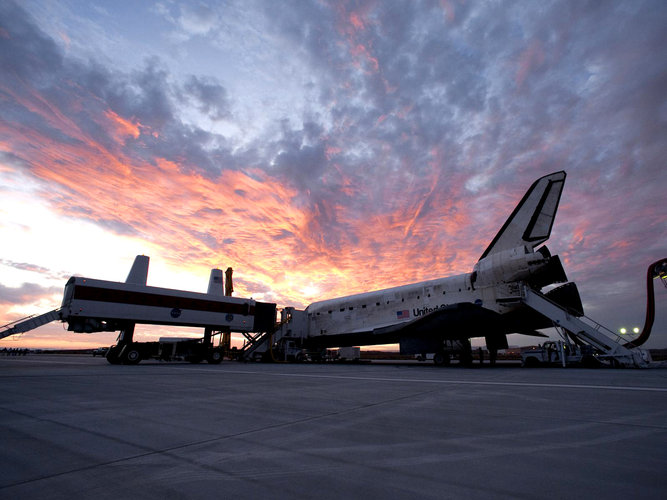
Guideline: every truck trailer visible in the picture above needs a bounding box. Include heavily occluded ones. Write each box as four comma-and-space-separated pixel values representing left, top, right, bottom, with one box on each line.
1, 256, 277, 365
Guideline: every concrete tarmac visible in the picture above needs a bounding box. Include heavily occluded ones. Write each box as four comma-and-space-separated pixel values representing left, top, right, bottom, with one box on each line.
1, 355, 666, 499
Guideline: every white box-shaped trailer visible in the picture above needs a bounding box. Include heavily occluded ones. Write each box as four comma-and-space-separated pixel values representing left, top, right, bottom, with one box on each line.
338, 346, 361, 360
61, 276, 276, 334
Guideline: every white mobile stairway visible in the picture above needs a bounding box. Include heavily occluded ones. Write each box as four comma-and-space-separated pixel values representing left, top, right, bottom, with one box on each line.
520, 286, 650, 368
520, 257, 667, 368
240, 307, 307, 361
238, 311, 292, 361
239, 329, 275, 360
1, 310, 62, 340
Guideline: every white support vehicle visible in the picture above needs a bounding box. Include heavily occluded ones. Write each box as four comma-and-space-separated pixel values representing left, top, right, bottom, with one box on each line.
521, 340, 599, 368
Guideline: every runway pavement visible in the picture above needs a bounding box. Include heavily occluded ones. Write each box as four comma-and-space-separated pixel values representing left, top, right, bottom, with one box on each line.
1, 354, 666, 499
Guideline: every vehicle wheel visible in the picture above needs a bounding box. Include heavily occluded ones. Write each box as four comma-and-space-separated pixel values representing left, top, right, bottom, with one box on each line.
123, 346, 142, 365
523, 356, 539, 368
582, 355, 600, 369
106, 347, 122, 365
433, 352, 449, 366
207, 349, 223, 364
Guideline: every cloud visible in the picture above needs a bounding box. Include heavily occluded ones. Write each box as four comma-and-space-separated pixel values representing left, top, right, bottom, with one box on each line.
153, 1, 223, 41
0, 260, 70, 281
0, 282, 61, 306
182, 75, 232, 121
177, 2, 221, 36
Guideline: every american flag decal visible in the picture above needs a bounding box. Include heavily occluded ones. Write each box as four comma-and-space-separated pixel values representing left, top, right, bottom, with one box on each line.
396, 310, 409, 319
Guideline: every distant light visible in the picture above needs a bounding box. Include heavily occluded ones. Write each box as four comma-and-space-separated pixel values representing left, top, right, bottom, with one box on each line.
619, 328, 627, 334
633, 327, 640, 334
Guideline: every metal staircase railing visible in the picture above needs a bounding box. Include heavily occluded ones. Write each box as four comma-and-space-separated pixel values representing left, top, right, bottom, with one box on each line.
240, 318, 293, 360
1, 309, 62, 340
240, 328, 278, 360
520, 286, 649, 367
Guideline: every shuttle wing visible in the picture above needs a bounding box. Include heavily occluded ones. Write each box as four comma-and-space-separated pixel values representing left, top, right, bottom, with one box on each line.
370, 302, 547, 355
479, 171, 566, 260
373, 302, 502, 337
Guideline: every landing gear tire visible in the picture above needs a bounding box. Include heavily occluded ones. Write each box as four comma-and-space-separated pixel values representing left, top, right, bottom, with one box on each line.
460, 351, 473, 367
459, 339, 473, 367
489, 348, 498, 366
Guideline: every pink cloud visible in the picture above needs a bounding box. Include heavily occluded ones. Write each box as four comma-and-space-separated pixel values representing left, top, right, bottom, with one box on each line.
332, 2, 382, 76
104, 110, 142, 140
439, 0, 456, 23
516, 40, 545, 89
0, 84, 483, 312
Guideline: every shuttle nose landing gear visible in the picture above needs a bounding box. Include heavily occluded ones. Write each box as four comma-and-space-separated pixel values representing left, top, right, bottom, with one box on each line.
459, 338, 474, 367
432, 339, 474, 366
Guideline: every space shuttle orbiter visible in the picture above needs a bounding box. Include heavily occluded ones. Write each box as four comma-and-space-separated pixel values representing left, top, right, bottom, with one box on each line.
289, 171, 582, 362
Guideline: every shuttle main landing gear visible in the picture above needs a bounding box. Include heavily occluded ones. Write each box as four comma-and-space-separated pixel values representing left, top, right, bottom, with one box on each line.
433, 339, 474, 367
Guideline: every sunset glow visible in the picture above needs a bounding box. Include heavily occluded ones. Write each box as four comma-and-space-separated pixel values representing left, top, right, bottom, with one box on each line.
1, 1, 666, 349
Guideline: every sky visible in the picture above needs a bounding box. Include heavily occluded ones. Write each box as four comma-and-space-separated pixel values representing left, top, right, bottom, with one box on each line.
1, 0, 666, 350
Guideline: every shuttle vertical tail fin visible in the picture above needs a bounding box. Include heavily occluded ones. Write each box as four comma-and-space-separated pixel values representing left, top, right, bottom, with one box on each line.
479, 171, 566, 260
